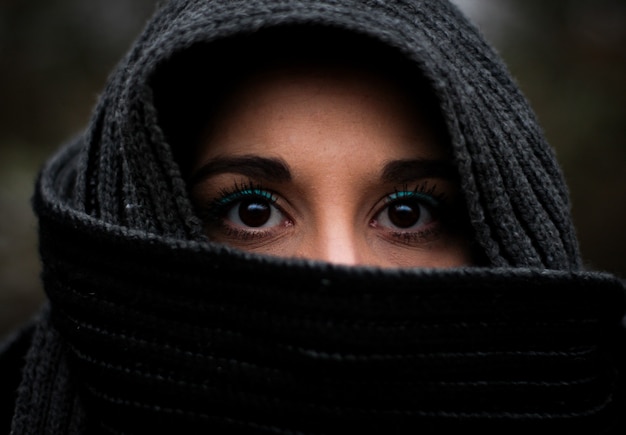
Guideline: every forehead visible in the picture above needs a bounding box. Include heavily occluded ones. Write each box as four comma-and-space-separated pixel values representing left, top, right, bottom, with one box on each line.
194, 63, 450, 187
153, 27, 450, 173
212, 60, 423, 122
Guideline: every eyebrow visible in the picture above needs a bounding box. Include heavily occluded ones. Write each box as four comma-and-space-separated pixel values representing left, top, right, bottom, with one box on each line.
381, 159, 458, 183
188, 155, 456, 187
188, 155, 292, 186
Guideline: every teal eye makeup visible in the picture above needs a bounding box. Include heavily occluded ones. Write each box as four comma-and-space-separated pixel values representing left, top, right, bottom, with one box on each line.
385, 189, 441, 209
191, 173, 467, 257
215, 186, 277, 208
372, 182, 449, 244
198, 181, 287, 230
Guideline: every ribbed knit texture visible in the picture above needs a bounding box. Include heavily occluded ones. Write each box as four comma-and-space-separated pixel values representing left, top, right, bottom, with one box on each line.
8, 0, 625, 433
9, 309, 85, 434
27, 165, 626, 432
72, 0, 581, 269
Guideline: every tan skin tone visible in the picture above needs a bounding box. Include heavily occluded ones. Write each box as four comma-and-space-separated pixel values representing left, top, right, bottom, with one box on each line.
189, 63, 473, 267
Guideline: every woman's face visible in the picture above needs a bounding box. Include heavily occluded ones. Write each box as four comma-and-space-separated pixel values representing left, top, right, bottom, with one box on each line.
189, 63, 473, 267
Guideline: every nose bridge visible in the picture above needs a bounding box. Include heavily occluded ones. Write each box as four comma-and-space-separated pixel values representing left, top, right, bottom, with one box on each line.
300, 208, 363, 266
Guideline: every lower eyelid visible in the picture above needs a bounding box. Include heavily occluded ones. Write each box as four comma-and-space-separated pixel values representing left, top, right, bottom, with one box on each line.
389, 225, 442, 240
221, 225, 275, 240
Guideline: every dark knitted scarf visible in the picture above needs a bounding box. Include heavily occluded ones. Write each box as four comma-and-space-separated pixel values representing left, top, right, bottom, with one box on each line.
17, 168, 626, 432
10, 0, 626, 433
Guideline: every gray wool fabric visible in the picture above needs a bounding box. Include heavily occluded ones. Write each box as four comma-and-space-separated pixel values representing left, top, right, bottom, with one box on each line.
4, 0, 625, 433
74, 0, 578, 269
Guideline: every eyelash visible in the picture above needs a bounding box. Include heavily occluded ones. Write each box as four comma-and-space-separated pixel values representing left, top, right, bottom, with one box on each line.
374, 182, 449, 243
196, 179, 453, 245
197, 179, 273, 215
387, 182, 447, 206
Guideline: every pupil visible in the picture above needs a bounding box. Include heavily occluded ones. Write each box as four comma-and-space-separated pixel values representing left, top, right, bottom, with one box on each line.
389, 202, 420, 228
238, 199, 271, 227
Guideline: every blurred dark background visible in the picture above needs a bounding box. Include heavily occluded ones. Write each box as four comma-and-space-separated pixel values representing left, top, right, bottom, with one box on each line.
1, 0, 625, 339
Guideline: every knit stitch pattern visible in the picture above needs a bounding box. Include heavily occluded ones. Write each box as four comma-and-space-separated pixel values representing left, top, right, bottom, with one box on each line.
28, 190, 626, 432
9, 0, 625, 433
71, 0, 579, 269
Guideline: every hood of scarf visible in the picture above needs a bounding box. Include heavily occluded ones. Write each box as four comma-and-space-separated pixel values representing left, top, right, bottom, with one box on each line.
13, 0, 626, 433
68, 0, 578, 269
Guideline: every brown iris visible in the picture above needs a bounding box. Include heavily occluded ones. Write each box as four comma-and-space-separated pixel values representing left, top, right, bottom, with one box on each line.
237, 199, 272, 227
388, 201, 420, 228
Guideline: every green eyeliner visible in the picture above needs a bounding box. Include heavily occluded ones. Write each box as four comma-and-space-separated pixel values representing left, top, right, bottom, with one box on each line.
216, 188, 276, 207
386, 191, 440, 207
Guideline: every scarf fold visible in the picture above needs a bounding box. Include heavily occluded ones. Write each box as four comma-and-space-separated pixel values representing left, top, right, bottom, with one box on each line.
70, 0, 580, 269
12, 138, 625, 433
10, 1, 626, 433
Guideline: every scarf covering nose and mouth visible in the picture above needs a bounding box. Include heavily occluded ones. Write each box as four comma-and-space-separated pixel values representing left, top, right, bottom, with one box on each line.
24, 175, 626, 433
9, 0, 626, 433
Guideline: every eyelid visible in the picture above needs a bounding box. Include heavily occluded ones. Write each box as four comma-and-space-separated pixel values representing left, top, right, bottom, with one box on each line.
385, 190, 441, 207
195, 180, 281, 225
369, 182, 445, 215
370, 184, 449, 246
216, 187, 277, 207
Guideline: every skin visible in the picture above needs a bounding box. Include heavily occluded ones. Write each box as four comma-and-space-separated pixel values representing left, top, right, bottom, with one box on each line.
189, 63, 473, 268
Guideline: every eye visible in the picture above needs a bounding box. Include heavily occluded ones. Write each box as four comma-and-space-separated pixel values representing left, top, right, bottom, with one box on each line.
196, 182, 294, 244
209, 185, 286, 229
374, 191, 439, 231
225, 196, 284, 228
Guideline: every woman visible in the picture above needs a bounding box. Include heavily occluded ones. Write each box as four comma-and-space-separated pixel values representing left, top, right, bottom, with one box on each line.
2, 0, 625, 433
